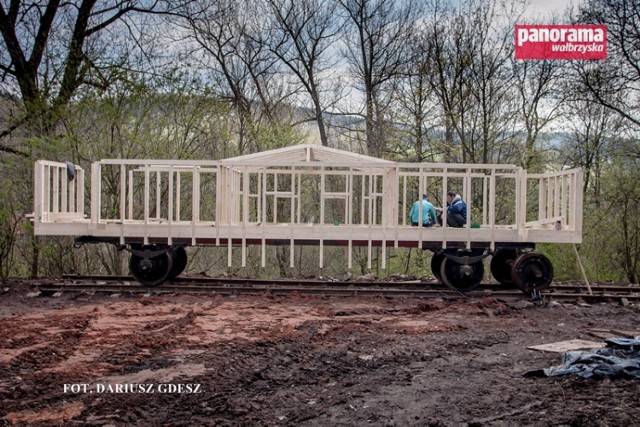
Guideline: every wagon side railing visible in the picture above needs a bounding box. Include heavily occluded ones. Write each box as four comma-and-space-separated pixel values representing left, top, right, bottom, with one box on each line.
33, 160, 85, 225
33, 158, 583, 262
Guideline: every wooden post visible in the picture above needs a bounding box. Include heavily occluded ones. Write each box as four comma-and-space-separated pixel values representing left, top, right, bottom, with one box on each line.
573, 243, 592, 295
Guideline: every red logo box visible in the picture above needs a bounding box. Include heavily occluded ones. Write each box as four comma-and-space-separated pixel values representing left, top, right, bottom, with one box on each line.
515, 24, 607, 60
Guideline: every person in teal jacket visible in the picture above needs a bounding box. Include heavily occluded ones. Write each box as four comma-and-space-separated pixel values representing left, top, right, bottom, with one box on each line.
409, 194, 436, 227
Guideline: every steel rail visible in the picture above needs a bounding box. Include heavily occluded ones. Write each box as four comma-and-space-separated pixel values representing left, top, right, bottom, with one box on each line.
60, 274, 639, 293
37, 276, 640, 303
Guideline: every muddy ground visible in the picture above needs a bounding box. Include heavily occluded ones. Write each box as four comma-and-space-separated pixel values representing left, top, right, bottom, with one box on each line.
1, 280, 639, 426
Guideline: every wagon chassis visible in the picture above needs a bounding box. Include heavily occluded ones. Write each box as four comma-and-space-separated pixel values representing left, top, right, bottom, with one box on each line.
75, 235, 550, 294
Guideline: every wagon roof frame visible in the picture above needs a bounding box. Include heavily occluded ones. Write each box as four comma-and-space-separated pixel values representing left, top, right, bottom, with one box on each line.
95, 144, 522, 173
219, 144, 395, 167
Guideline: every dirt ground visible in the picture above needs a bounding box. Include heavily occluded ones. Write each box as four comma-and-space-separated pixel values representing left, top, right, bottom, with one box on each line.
1, 280, 639, 426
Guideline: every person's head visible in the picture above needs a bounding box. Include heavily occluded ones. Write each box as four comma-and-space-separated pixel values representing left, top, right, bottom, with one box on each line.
422, 194, 428, 200
446, 191, 457, 204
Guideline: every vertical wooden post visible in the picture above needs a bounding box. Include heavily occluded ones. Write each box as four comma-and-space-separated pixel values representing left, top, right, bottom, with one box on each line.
156, 171, 161, 220
517, 169, 527, 235
143, 164, 150, 244
53, 167, 59, 213
482, 175, 488, 225
62, 165, 69, 213
168, 166, 174, 246
33, 161, 43, 227
177, 171, 182, 221
192, 166, 200, 245
77, 167, 85, 218
442, 168, 448, 249
43, 165, 50, 218
128, 170, 133, 221
538, 177, 545, 221
91, 162, 101, 229
120, 164, 126, 245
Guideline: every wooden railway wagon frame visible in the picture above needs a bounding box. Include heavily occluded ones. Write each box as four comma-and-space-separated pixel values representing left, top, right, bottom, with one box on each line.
33, 144, 583, 292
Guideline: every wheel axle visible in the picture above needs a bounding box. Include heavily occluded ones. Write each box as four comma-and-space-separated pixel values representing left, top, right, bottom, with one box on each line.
510, 252, 553, 293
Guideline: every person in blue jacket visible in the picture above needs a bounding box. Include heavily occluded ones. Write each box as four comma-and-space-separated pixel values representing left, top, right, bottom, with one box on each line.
438, 191, 467, 227
409, 194, 436, 227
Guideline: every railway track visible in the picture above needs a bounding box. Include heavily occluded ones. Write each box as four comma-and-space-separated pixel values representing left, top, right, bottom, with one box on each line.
26, 275, 640, 303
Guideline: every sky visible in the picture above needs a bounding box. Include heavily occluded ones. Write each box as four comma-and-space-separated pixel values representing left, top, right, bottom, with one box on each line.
523, 0, 581, 19
446, 0, 584, 20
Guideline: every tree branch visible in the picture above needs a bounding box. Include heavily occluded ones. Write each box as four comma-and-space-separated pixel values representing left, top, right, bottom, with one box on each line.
0, 143, 28, 157
28, 0, 62, 71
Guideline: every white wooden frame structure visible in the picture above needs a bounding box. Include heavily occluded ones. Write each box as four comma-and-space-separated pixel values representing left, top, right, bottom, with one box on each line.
33, 144, 583, 271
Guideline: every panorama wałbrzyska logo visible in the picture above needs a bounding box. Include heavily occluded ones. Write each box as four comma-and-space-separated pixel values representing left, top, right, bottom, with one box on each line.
515, 24, 607, 60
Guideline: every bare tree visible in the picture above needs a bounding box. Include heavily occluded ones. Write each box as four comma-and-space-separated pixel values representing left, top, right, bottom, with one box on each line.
264, 0, 342, 147
0, 0, 183, 278
575, 0, 640, 129
0, 0, 177, 155
560, 99, 619, 198
512, 58, 565, 169
178, 0, 300, 155
338, 0, 419, 157
423, 1, 471, 161
597, 159, 640, 283
391, 26, 442, 162
427, 0, 522, 164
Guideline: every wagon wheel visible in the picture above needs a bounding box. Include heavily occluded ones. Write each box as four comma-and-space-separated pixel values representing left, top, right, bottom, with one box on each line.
511, 252, 553, 293
490, 249, 519, 288
129, 247, 174, 286
440, 257, 484, 292
430, 252, 445, 282
169, 246, 188, 279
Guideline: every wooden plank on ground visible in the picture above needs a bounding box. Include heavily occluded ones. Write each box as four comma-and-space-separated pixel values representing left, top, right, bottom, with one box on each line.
587, 331, 616, 340
611, 329, 640, 338
527, 339, 606, 353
